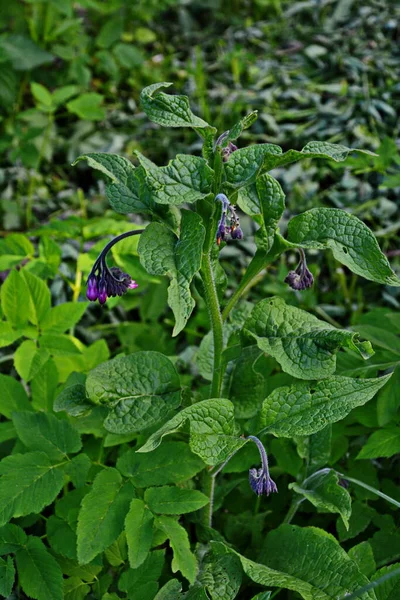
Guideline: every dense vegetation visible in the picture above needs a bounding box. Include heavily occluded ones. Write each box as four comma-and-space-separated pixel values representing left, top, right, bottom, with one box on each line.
0, 1, 400, 599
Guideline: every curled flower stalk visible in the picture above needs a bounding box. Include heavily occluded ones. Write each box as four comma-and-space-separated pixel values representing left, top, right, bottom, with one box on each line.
285, 247, 314, 291
215, 193, 243, 245
247, 435, 278, 496
86, 229, 144, 304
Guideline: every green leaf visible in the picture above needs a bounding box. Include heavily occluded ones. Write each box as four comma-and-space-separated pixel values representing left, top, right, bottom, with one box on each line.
63, 453, 91, 489
73, 153, 157, 215
117, 441, 204, 487
1, 269, 31, 327
154, 580, 182, 599
54, 383, 92, 417
0, 556, 15, 597
67, 93, 105, 121
14, 340, 50, 381
225, 141, 374, 188
1, 34, 54, 70
357, 427, 400, 459
371, 563, 400, 600
138, 211, 206, 335
136, 152, 213, 205
0, 322, 21, 348
21, 270, 51, 325
244, 297, 374, 380
260, 374, 391, 436
30, 358, 59, 411
47, 515, 77, 560
0, 374, 32, 418
221, 111, 258, 146
348, 542, 376, 578
220, 524, 375, 599
12, 411, 82, 461
237, 174, 285, 252
199, 549, 242, 600
40, 333, 82, 357
287, 208, 400, 286
125, 498, 154, 569
337, 501, 375, 542
77, 468, 134, 564
41, 302, 88, 334
105, 533, 127, 567
118, 549, 165, 599
64, 576, 91, 600
16, 536, 63, 600
377, 367, 400, 426
145, 486, 209, 514
140, 82, 209, 128
0, 523, 27, 554
155, 515, 197, 584
290, 470, 352, 529
86, 350, 181, 434
0, 452, 64, 526
224, 347, 267, 419
31, 82, 53, 108
137, 398, 245, 466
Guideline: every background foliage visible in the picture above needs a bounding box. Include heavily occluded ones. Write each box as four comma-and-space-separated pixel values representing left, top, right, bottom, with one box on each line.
0, 0, 400, 599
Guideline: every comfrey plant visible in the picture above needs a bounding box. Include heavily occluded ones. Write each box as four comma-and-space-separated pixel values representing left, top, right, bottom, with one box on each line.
4, 82, 395, 599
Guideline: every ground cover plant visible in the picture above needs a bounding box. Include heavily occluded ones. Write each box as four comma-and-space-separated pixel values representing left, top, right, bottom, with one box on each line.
1, 81, 400, 599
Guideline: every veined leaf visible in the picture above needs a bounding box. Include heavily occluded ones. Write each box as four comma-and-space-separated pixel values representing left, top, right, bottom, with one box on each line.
14, 340, 50, 382
140, 82, 209, 128
0, 523, 27, 554
0, 452, 64, 526
125, 498, 154, 568
244, 297, 374, 380
86, 350, 181, 433
137, 398, 245, 466
1, 269, 31, 327
287, 208, 400, 286
20, 270, 51, 325
144, 486, 209, 514
0, 374, 32, 418
40, 302, 88, 334
77, 467, 134, 564
118, 548, 165, 598
136, 152, 213, 205
0, 556, 15, 597
357, 427, 400, 459
64, 576, 90, 600
155, 516, 197, 584
16, 536, 63, 600
260, 374, 391, 436
138, 211, 206, 335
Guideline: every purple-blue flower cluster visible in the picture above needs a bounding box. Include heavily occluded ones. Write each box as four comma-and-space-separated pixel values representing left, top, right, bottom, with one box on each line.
247, 435, 278, 497
215, 193, 243, 246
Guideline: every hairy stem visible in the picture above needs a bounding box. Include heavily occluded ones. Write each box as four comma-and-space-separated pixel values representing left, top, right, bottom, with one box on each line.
282, 498, 304, 524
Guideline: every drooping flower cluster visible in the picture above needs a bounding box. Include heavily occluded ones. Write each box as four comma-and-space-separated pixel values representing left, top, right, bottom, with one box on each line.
247, 435, 278, 497
285, 248, 314, 291
215, 131, 238, 162
215, 193, 243, 245
86, 230, 143, 305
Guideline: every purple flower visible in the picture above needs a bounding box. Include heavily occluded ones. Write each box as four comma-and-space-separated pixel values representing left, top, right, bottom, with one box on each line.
247, 435, 278, 497
285, 248, 314, 291
215, 194, 244, 245
86, 275, 98, 301
231, 226, 243, 240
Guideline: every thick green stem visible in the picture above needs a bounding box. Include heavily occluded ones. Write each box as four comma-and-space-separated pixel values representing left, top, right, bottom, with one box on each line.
201, 252, 224, 398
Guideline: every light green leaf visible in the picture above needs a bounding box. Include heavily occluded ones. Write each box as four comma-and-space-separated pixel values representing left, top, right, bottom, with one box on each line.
0, 523, 27, 554
77, 468, 134, 564
86, 350, 181, 434
105, 533, 127, 567
137, 398, 245, 466
145, 486, 209, 514
30, 358, 59, 411
136, 152, 213, 205
244, 297, 374, 380
21, 270, 51, 325
16, 536, 63, 600
64, 576, 91, 600
31, 82, 53, 107
0, 452, 64, 526
357, 427, 400, 459
12, 411, 81, 461
67, 93, 105, 121
0, 322, 21, 348
14, 340, 50, 381
237, 173, 285, 252
41, 302, 88, 334
140, 82, 209, 128
117, 441, 204, 487
260, 374, 391, 436
40, 333, 83, 357
73, 153, 157, 215
125, 498, 154, 569
287, 208, 400, 286
0, 374, 32, 418
139, 211, 206, 335
225, 141, 374, 188
219, 524, 375, 599
1, 269, 31, 327
290, 470, 352, 529
155, 515, 197, 584
0, 555, 15, 597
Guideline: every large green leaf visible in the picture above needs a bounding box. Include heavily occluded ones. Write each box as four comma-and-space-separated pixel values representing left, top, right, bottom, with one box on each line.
237, 173, 285, 252
1, 269, 31, 327
155, 516, 197, 584
117, 442, 204, 487
0, 452, 64, 526
289, 470, 352, 528
77, 467, 134, 564
16, 536, 63, 600
73, 153, 157, 215
12, 411, 82, 461
219, 524, 375, 599
199, 549, 242, 600
138, 398, 245, 466
287, 208, 400, 286
136, 152, 213, 205
40, 302, 88, 334
125, 498, 154, 569
244, 297, 373, 380
21, 270, 51, 325
357, 427, 400, 459
260, 374, 391, 436
225, 141, 374, 188
138, 211, 206, 335
86, 350, 181, 433
145, 486, 209, 514
140, 82, 209, 128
